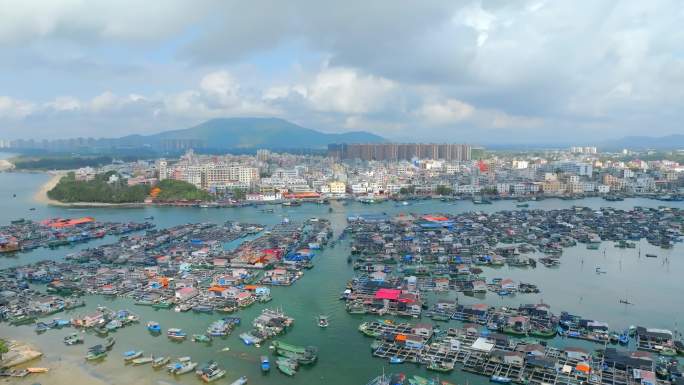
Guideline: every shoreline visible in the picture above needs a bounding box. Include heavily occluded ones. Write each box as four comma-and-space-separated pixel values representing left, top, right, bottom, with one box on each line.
0, 159, 14, 172
32, 172, 147, 208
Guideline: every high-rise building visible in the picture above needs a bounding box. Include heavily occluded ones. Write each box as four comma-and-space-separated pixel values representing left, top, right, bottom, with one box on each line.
329, 143, 471, 161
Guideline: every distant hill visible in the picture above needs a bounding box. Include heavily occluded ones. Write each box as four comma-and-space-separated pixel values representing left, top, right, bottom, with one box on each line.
110, 117, 385, 151
601, 134, 684, 150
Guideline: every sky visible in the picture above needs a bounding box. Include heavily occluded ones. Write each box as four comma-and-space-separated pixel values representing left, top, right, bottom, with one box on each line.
0, 0, 682, 144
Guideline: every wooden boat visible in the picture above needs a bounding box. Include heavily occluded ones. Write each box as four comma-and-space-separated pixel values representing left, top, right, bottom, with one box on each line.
167, 328, 187, 341
147, 321, 161, 333
260, 355, 270, 372
193, 334, 212, 343
152, 356, 170, 368
168, 360, 197, 375
196, 361, 226, 383
86, 349, 107, 361
132, 356, 154, 365
229, 376, 248, 385
64, 333, 84, 345
26, 367, 49, 373
122, 350, 143, 362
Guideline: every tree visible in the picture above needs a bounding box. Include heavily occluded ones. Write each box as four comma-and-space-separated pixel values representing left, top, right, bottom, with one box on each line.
435, 185, 453, 196
232, 188, 247, 200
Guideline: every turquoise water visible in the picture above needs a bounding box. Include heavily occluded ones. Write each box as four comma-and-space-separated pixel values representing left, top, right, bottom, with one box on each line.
0, 164, 682, 385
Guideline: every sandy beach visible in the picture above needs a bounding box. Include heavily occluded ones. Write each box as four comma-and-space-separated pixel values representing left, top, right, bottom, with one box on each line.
0, 159, 14, 172
33, 172, 67, 206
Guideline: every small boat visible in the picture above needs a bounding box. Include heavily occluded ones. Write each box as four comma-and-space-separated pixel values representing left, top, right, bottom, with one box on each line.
152, 356, 170, 368
276, 357, 297, 376
167, 328, 187, 341
144, 216, 154, 220
147, 321, 161, 333
35, 322, 50, 333
618, 333, 629, 345
389, 356, 404, 364
659, 346, 678, 356
609, 333, 620, 344
196, 360, 226, 383
646, 253, 657, 258
193, 334, 212, 343
86, 348, 107, 361
123, 350, 143, 362
168, 360, 197, 375
26, 367, 49, 373
618, 299, 633, 305
491, 375, 512, 383
64, 333, 84, 345
239, 332, 262, 345
104, 336, 115, 350
132, 356, 154, 365
229, 376, 248, 385
318, 315, 329, 328
260, 355, 270, 372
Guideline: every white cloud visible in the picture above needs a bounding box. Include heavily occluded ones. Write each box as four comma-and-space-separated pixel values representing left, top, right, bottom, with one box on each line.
416, 99, 475, 125
47, 96, 81, 111
0, 96, 35, 118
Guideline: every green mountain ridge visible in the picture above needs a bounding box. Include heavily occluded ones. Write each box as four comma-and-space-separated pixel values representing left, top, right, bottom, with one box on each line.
116, 117, 385, 150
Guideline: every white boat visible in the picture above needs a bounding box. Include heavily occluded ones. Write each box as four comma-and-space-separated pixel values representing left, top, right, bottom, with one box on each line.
230, 376, 248, 385
132, 356, 154, 365
168, 361, 197, 375
152, 356, 170, 368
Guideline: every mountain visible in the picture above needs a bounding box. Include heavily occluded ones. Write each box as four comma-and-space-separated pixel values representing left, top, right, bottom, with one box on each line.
113, 117, 385, 150
600, 134, 684, 150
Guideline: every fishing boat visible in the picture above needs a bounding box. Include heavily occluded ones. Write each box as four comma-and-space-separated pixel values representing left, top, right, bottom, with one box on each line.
122, 350, 143, 362
34, 322, 50, 333
490, 375, 512, 383
271, 341, 318, 364
196, 361, 226, 383
168, 360, 197, 375
64, 333, 84, 345
147, 321, 161, 333
207, 318, 230, 336
260, 355, 270, 372
659, 346, 678, 356
318, 315, 329, 328
239, 332, 262, 345
618, 332, 629, 345
229, 376, 248, 385
167, 328, 187, 341
132, 356, 154, 365
105, 319, 122, 330
628, 325, 637, 336
152, 356, 170, 368
85, 347, 107, 361
192, 334, 212, 343
104, 336, 115, 350
275, 357, 298, 376
389, 356, 404, 364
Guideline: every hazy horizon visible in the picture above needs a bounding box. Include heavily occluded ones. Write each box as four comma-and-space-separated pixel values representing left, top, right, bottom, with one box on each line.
0, 1, 682, 144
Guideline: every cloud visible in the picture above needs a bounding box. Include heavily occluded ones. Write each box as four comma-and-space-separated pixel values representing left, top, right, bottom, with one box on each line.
0, 96, 35, 118
0, 1, 682, 142
416, 99, 475, 125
